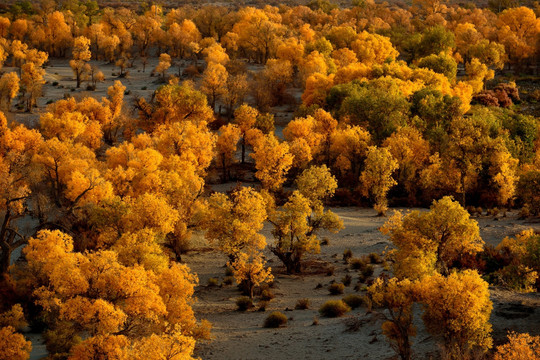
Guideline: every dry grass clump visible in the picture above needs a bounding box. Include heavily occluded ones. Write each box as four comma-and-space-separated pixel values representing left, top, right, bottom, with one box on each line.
319, 300, 351, 317
263, 312, 288, 328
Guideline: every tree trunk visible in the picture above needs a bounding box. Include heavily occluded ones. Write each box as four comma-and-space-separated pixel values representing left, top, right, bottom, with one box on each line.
461, 173, 466, 207
0, 245, 11, 275
241, 138, 246, 164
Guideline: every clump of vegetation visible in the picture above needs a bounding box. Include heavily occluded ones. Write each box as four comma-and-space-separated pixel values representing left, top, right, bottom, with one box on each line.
342, 274, 352, 286
350, 257, 368, 270
295, 298, 310, 310
223, 276, 234, 285
328, 283, 345, 295
343, 249, 353, 262
326, 267, 335, 276
342, 294, 364, 309
236, 297, 253, 311
258, 300, 269, 312
368, 253, 383, 264
362, 265, 375, 278
207, 277, 219, 286
319, 300, 351, 318
261, 289, 275, 301
263, 312, 288, 328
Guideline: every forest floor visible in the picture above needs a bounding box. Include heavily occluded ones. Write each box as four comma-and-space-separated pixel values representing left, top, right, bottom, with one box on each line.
185, 206, 540, 360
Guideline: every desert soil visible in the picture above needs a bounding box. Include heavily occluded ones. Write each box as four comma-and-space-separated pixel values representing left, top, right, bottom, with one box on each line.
186, 207, 540, 360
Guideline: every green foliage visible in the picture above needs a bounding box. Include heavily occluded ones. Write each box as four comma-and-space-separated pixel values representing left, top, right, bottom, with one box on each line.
416, 53, 458, 81
307, 0, 338, 13
411, 88, 462, 142
338, 80, 409, 143
517, 170, 540, 216
416, 26, 456, 59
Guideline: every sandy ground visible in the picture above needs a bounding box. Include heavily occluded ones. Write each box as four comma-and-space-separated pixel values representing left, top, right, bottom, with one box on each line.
184, 207, 540, 360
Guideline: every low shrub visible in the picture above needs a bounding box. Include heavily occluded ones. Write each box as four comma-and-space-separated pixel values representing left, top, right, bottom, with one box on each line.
258, 300, 269, 312
295, 298, 310, 310
342, 274, 352, 287
326, 267, 335, 276
350, 257, 367, 270
223, 276, 234, 285
342, 294, 364, 309
343, 249, 353, 262
362, 265, 375, 278
319, 300, 351, 317
207, 278, 219, 286
236, 296, 253, 311
328, 283, 345, 295
263, 312, 287, 328
261, 289, 275, 301
368, 253, 382, 264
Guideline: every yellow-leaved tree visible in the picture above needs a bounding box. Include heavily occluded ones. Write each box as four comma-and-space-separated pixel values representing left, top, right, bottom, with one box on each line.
381, 196, 483, 279
205, 187, 267, 258
16, 230, 208, 359
493, 332, 540, 360
417, 270, 493, 360
360, 146, 399, 216
229, 251, 273, 299
251, 134, 293, 192
369, 277, 418, 360
70, 36, 92, 88
269, 165, 343, 273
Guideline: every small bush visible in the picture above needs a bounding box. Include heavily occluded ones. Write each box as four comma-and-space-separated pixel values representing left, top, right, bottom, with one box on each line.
263, 312, 287, 328
328, 283, 345, 295
343, 249, 353, 262
261, 289, 275, 301
342, 294, 364, 309
223, 276, 234, 285
368, 253, 382, 264
86, 84, 96, 91
141, 86, 147, 90
326, 267, 335, 276
321, 237, 330, 246
236, 297, 253, 311
350, 257, 367, 270
319, 300, 351, 317
312, 316, 319, 325
362, 265, 374, 278
225, 266, 234, 276
258, 300, 269, 312
491, 264, 538, 292
342, 274, 352, 287
207, 278, 219, 286
46, 100, 54, 104
52, 81, 59, 86
295, 298, 310, 310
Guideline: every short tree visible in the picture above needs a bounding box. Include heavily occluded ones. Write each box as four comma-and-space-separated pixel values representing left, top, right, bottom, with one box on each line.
69, 36, 92, 88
